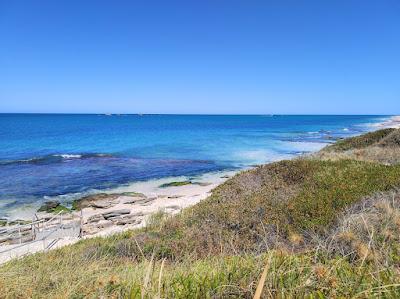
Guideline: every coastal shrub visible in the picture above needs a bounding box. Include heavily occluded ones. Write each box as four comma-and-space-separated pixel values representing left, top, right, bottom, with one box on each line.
325, 128, 395, 151
145, 210, 169, 231
59, 158, 400, 263
138, 159, 400, 258
287, 160, 400, 231
379, 128, 400, 147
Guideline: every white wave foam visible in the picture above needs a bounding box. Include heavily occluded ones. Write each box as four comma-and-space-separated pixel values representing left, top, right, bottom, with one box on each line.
375, 116, 400, 129
362, 116, 400, 129
2, 203, 40, 221
55, 154, 82, 159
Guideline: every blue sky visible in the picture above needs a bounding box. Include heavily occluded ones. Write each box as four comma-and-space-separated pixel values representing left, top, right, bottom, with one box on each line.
0, 0, 399, 114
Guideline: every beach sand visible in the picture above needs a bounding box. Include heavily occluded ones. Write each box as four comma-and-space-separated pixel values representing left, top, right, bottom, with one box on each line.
0, 170, 238, 264
79, 170, 238, 236
371, 115, 400, 129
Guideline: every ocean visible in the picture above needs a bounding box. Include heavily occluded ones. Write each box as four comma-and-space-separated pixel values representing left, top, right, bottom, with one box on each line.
0, 114, 389, 218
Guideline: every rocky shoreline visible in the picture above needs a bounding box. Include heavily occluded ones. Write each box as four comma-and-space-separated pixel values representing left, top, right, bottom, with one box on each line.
0, 171, 236, 263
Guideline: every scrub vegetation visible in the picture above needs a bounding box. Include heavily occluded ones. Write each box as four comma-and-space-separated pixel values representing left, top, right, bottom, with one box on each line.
1, 128, 400, 298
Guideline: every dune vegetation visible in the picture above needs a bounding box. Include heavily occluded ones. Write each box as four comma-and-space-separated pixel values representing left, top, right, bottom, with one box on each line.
1, 128, 400, 298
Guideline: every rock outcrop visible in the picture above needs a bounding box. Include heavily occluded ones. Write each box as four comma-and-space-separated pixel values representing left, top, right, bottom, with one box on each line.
72, 193, 119, 210
38, 201, 60, 212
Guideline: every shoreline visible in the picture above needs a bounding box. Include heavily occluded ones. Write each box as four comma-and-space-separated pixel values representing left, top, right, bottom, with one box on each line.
0, 170, 238, 264
3, 115, 398, 222
78, 169, 239, 237
1, 115, 398, 264
369, 115, 400, 129
2, 115, 398, 222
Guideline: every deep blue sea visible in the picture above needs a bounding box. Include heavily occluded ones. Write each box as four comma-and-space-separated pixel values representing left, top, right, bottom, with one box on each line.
0, 114, 389, 218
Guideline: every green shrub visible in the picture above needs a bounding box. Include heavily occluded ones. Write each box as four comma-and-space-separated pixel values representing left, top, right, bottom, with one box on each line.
325, 128, 395, 151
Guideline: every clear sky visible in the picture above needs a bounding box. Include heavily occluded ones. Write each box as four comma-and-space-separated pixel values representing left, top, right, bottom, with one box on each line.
0, 0, 399, 114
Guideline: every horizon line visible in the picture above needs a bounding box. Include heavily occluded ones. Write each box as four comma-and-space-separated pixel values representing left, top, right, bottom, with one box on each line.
0, 113, 395, 116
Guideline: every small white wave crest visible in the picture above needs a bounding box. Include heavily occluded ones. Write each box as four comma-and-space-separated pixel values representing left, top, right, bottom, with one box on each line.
54, 154, 82, 159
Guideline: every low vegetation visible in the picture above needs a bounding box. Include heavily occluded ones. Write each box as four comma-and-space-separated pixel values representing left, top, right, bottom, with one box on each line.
315, 128, 400, 166
159, 181, 192, 188
1, 128, 400, 298
324, 128, 397, 151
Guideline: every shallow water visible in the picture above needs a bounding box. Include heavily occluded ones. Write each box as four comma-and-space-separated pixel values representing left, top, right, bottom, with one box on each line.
0, 114, 388, 217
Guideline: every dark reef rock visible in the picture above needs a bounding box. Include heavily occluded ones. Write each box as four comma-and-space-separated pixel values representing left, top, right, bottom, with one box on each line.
38, 201, 60, 212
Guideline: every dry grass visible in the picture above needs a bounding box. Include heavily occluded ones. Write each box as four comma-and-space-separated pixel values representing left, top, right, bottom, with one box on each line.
315, 146, 400, 165
304, 188, 400, 266
1, 237, 400, 298
317, 128, 400, 165
0, 233, 400, 298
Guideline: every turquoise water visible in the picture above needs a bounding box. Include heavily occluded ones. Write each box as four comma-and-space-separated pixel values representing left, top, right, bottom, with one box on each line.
0, 114, 388, 217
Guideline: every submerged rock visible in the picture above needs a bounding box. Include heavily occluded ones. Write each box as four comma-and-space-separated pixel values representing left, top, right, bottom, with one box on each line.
37, 201, 60, 212
38, 201, 59, 212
